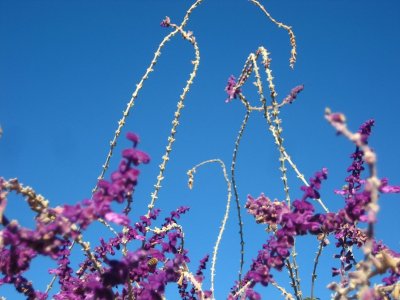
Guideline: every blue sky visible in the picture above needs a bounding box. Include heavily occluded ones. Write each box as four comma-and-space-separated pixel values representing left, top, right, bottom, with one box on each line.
1, 1, 399, 299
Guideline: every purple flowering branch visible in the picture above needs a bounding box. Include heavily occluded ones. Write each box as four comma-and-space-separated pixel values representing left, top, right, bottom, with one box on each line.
224, 45, 326, 298
232, 107, 400, 299
228, 55, 310, 297
238, 169, 328, 300
1, 1, 400, 299
282, 85, 304, 105
47, 5, 205, 295
324, 109, 400, 298
325, 109, 378, 241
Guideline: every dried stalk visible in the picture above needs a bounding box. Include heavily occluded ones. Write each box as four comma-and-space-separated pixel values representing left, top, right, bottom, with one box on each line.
187, 159, 231, 298
93, 0, 204, 194
147, 24, 200, 214
230, 98, 251, 285
249, 0, 297, 68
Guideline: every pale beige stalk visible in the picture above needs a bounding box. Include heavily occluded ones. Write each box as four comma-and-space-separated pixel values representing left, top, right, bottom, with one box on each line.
187, 159, 231, 298
249, 0, 297, 68
271, 281, 296, 300
147, 24, 200, 214
93, 0, 204, 194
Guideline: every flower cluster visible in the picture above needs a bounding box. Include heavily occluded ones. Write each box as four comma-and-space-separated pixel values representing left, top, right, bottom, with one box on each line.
232, 119, 400, 299
1, 3, 399, 298
1, 133, 207, 299
282, 84, 304, 105
234, 168, 328, 298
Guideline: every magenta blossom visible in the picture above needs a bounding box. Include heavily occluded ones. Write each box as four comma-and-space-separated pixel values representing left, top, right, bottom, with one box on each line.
282, 84, 304, 104
225, 75, 241, 103
160, 16, 171, 27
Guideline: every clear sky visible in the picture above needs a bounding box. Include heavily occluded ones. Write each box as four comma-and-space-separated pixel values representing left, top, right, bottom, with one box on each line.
1, 1, 399, 299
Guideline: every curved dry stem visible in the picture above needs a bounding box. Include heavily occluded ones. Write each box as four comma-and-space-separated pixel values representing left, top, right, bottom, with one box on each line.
235, 48, 329, 212
235, 48, 304, 297
245, 49, 291, 205
311, 234, 328, 300
236, 52, 259, 90
64, 3, 203, 296
150, 222, 186, 252
187, 159, 232, 298
93, 28, 182, 194
258, 48, 291, 205
230, 98, 251, 285
249, 0, 297, 68
2, 178, 49, 216
147, 25, 201, 215
93, 0, 204, 195
180, 0, 204, 30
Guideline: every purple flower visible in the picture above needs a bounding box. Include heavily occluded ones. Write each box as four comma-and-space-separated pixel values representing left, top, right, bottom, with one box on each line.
126, 132, 140, 147
163, 206, 190, 226
104, 212, 130, 226
160, 16, 171, 27
122, 148, 150, 165
330, 113, 346, 124
245, 288, 261, 300
225, 75, 241, 103
282, 84, 304, 104
245, 194, 290, 229
379, 178, 400, 193
357, 119, 374, 144
102, 260, 129, 287
195, 254, 209, 282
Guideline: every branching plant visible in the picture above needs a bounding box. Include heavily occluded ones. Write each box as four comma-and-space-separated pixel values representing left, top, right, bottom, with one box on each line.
0, 1, 399, 300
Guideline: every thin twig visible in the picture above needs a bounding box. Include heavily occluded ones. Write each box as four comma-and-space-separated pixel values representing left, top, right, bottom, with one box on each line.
230, 99, 251, 286
271, 280, 295, 300
285, 259, 302, 300
147, 24, 201, 215
290, 240, 302, 299
93, 0, 204, 194
310, 234, 327, 300
187, 159, 232, 298
249, 0, 297, 68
